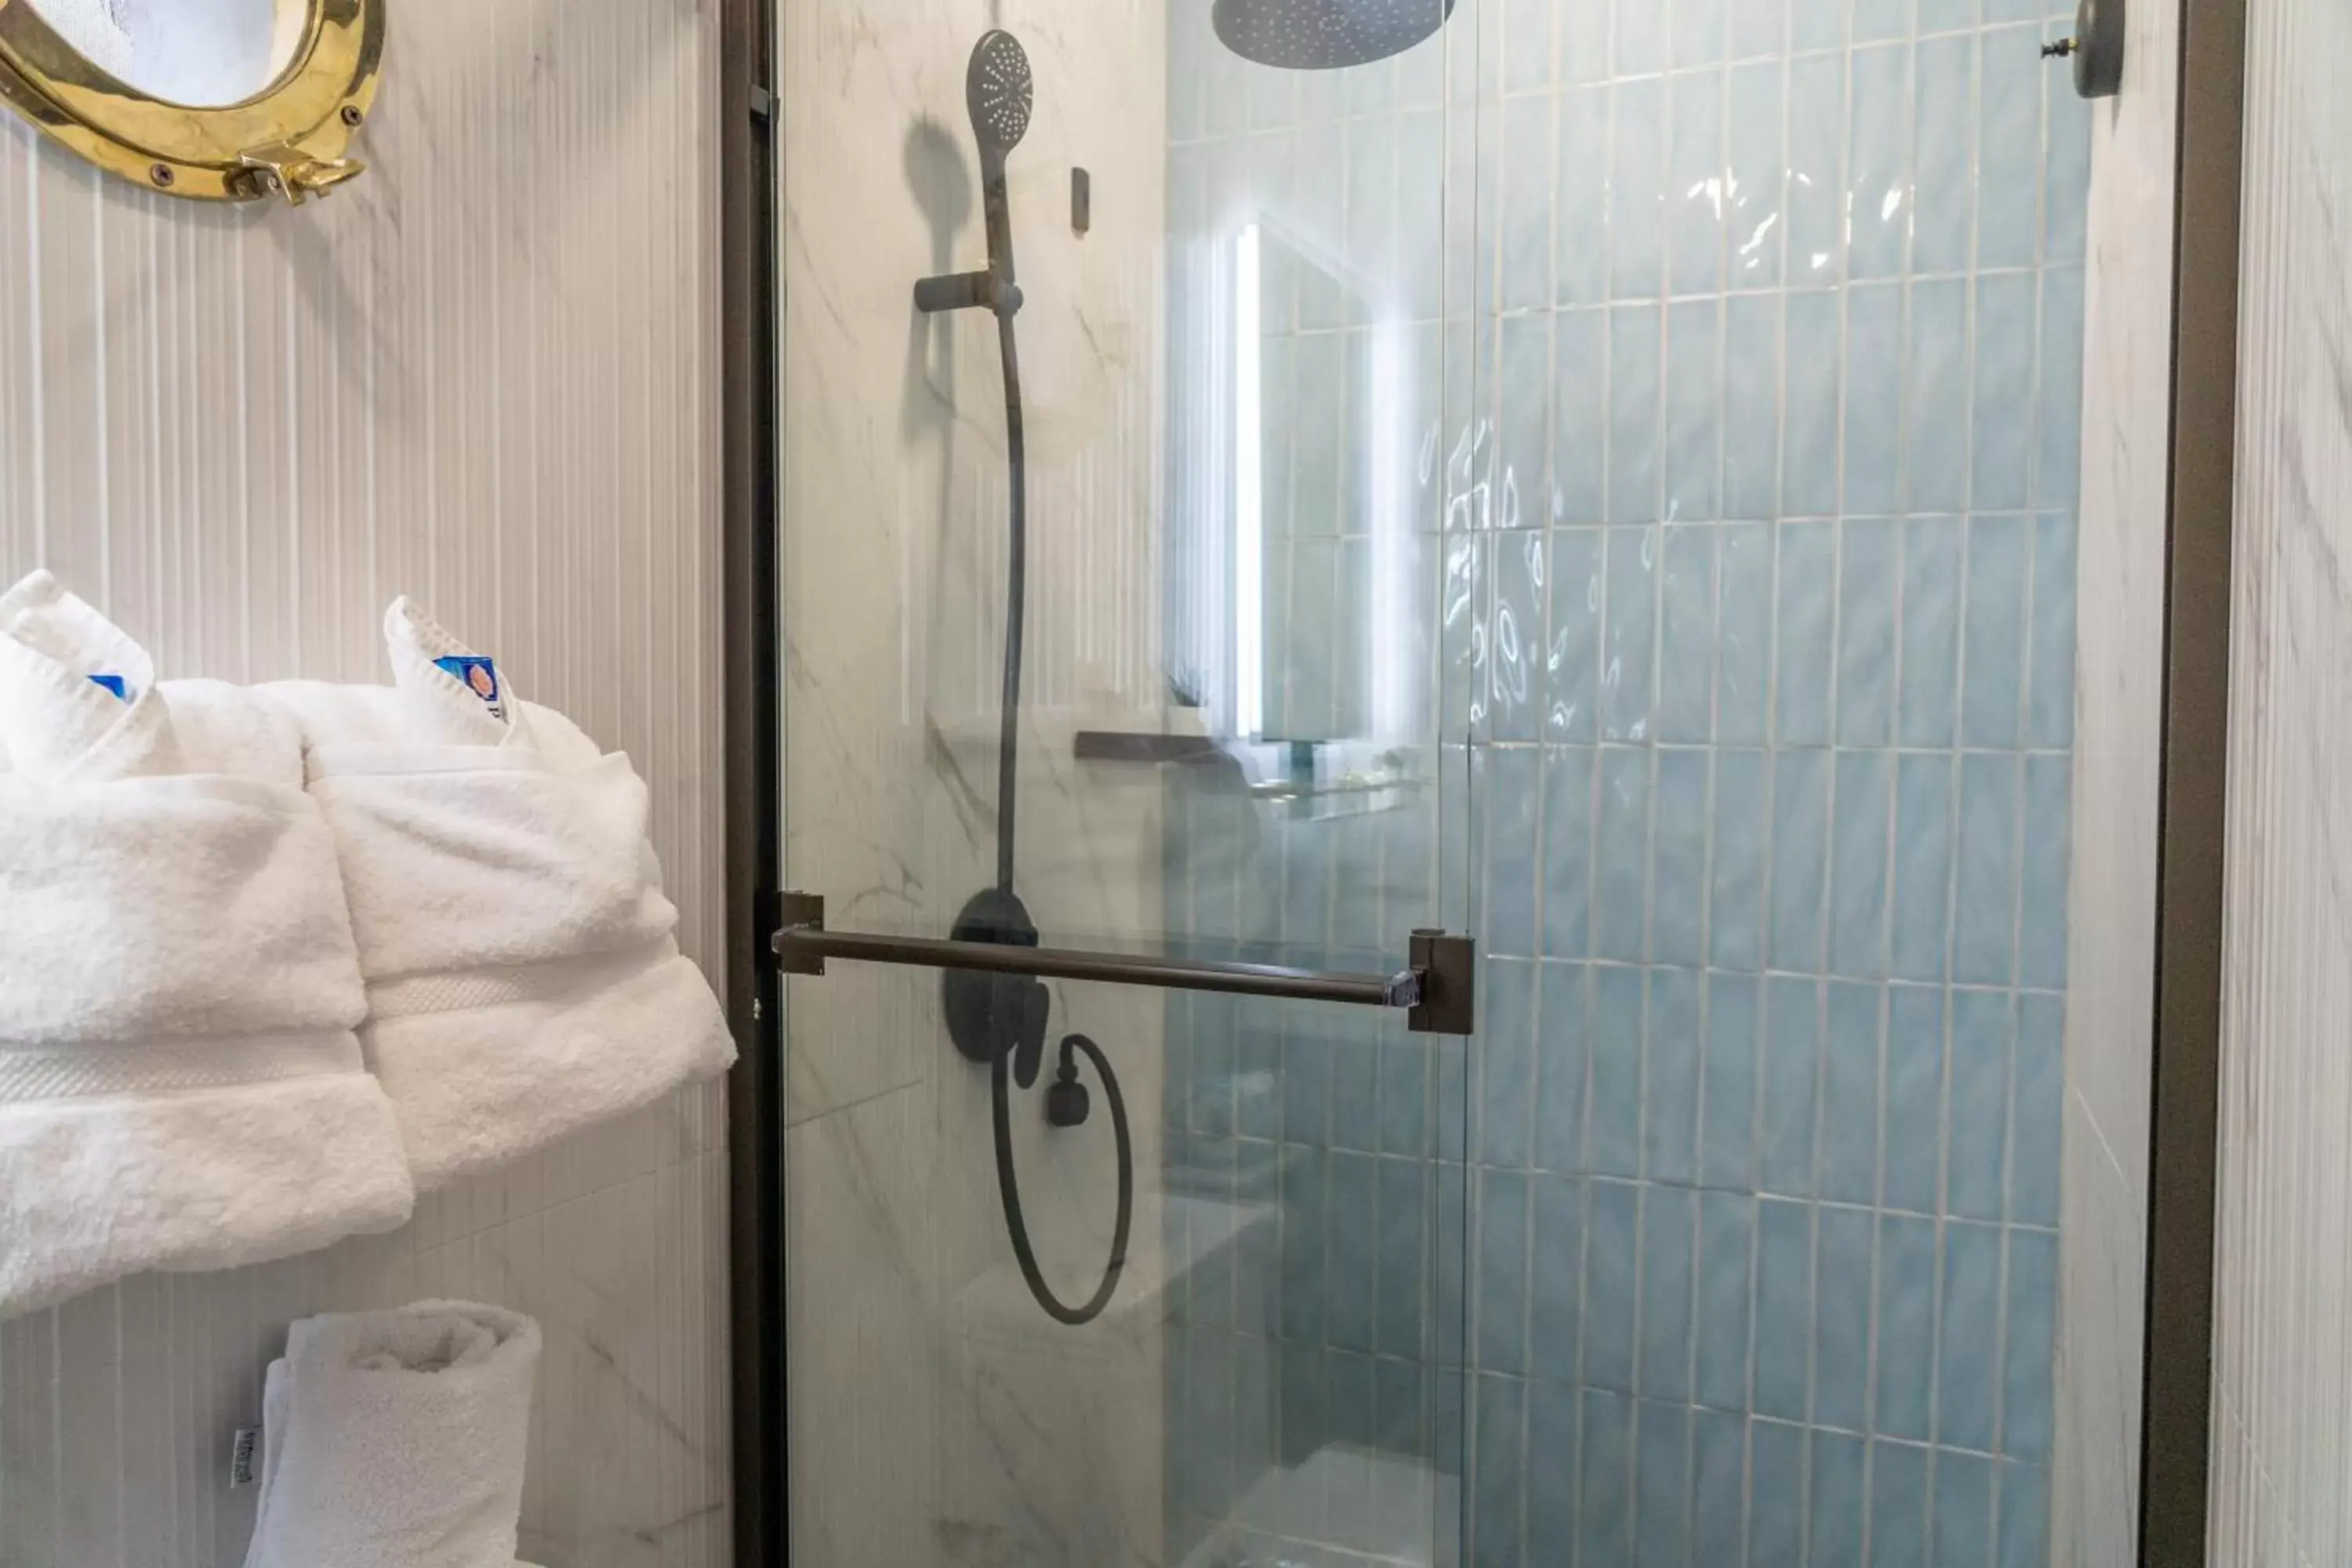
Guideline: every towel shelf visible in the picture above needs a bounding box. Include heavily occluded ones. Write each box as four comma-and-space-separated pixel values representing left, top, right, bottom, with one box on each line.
771, 891, 1475, 1035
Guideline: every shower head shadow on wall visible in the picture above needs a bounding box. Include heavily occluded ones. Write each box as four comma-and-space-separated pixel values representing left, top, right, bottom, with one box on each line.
1212, 0, 1456, 69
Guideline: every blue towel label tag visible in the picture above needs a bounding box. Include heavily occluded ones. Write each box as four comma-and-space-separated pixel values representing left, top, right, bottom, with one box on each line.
87, 673, 129, 701
433, 655, 506, 721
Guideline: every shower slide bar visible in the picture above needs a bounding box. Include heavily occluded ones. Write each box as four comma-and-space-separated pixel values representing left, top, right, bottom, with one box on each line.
771, 892, 1476, 1035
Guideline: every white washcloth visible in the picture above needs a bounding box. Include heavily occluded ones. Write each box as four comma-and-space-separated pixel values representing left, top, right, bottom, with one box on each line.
0, 573, 414, 1319
242, 1300, 540, 1568
265, 600, 735, 1189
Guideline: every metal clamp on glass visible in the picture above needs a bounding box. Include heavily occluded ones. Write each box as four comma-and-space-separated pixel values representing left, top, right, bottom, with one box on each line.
771, 892, 1476, 1036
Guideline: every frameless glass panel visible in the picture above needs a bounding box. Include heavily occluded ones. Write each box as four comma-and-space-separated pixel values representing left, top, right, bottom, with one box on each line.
778, 2, 1475, 1564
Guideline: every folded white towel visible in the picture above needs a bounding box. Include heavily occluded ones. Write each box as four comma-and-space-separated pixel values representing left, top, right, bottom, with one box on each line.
266, 600, 735, 1189
0, 573, 414, 1319
242, 1299, 541, 1568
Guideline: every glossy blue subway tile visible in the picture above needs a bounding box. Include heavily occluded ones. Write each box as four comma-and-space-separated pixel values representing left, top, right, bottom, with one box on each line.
1596, 747, 1653, 960
1284, 1011, 1335, 1147
1696, 1191, 1757, 1410
1753, 1200, 1814, 1421
1847, 45, 1911, 280
1501, 96, 1553, 313
2045, 45, 2089, 260
1919, 0, 1980, 30
1890, 754, 1956, 982
1483, 957, 1539, 1166
1702, 972, 1763, 1187
1636, 1399, 1693, 1562
1784, 293, 1844, 515
1724, 299, 1782, 516
1549, 528, 1605, 742
1970, 272, 2038, 514
1381, 1025, 1432, 1158
1558, 89, 1612, 308
1526, 1378, 1580, 1563
1692, 1408, 1748, 1561
1610, 312, 1667, 525
1671, 73, 1730, 301
1952, 754, 2021, 986
1639, 1184, 1698, 1401
1556, 314, 1611, 528
1502, 0, 1553, 93
1962, 514, 2029, 748
1732, 0, 1788, 58
1581, 1388, 1636, 1568
1586, 1179, 1642, 1392
1283, 1144, 1329, 1342
1658, 527, 1720, 743
1479, 1167, 1532, 1372
1775, 521, 1837, 743
1591, 966, 1646, 1178
1913, 34, 1976, 275
1676, 0, 1731, 66
1937, 1220, 2003, 1451
1875, 1212, 1940, 1440
1761, 977, 1823, 1196
1486, 748, 1542, 956
1716, 523, 1775, 742
1378, 1154, 1431, 1357
1500, 314, 1554, 532
1819, 983, 1884, 1204
2011, 994, 2063, 1226
1810, 1430, 1868, 1566
1612, 79, 1668, 300
1237, 999, 1286, 1143
1900, 517, 1965, 746
1946, 988, 2013, 1220
1883, 985, 1947, 1212
1769, 749, 1832, 971
1437, 1158, 1469, 1362
1788, 56, 1847, 278
1934, 1449, 1997, 1567
1813, 1205, 1875, 1431
1855, 0, 1913, 43
1995, 1461, 2050, 1568
2028, 512, 2078, 746
1474, 1373, 1526, 1567
1668, 302, 1727, 523
1604, 545, 1661, 745
1530, 1172, 1585, 1377
1907, 278, 1970, 513
1845, 282, 1904, 514
1830, 752, 1894, 979
2038, 267, 2085, 506
1729, 62, 1786, 289
1561, 0, 1611, 83
1751, 1419, 1807, 1563
1330, 1152, 1381, 1352
1874, 1440, 1933, 1568
1613, 0, 1668, 72
2019, 755, 2070, 991
1976, 27, 2043, 270
1838, 519, 1901, 746
1646, 967, 1705, 1182
1537, 961, 1592, 1170
2003, 1228, 2057, 1461
1653, 753, 1712, 969
1711, 749, 1770, 972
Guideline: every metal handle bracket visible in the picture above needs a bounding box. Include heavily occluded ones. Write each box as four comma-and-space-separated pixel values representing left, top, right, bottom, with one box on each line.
771, 891, 1475, 1035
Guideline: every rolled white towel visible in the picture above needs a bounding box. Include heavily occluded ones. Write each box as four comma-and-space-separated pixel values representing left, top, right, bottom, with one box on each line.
264, 599, 735, 1189
0, 574, 414, 1319
242, 1300, 540, 1568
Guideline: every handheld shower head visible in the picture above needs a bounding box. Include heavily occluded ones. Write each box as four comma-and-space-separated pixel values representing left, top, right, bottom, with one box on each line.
967, 30, 1033, 158
1212, 0, 1455, 69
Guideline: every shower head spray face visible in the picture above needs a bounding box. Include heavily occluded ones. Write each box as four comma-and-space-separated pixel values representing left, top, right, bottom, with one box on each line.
1212, 0, 1456, 69
967, 29, 1034, 156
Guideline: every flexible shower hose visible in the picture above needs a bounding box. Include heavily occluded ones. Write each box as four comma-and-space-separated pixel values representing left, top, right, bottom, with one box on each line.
985, 252, 1133, 1329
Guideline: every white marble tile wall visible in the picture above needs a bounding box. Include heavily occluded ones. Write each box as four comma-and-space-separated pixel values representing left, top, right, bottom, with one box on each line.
775, 1, 1173, 1563
0, 3, 731, 1564
2051, 0, 2178, 1559
2207, 0, 2352, 1559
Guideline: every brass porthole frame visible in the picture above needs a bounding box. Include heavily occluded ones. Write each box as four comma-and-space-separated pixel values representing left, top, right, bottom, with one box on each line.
0, 0, 382, 204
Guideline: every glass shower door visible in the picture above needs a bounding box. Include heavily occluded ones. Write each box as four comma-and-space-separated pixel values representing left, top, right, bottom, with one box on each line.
775, 3, 1477, 1565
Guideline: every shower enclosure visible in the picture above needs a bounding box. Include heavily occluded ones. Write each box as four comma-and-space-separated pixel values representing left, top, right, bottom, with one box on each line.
772, 0, 2129, 1559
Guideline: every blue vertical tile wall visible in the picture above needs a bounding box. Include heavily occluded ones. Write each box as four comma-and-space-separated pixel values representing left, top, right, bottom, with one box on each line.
1163, 0, 2084, 1558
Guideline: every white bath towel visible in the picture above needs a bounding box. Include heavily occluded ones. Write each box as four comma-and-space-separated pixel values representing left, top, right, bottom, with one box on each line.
266, 600, 734, 1189
241, 1300, 540, 1568
0, 573, 414, 1319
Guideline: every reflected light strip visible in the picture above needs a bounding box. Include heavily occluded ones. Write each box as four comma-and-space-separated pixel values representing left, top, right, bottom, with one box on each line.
1234, 223, 1264, 742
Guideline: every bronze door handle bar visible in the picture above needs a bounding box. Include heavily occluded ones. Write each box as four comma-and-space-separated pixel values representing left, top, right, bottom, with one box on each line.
771, 892, 1475, 1035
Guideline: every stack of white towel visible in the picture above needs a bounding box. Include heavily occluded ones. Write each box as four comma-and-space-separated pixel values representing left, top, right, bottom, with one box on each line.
0, 572, 735, 1318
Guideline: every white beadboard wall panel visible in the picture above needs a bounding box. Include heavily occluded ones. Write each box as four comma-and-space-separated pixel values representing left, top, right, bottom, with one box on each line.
0, 2, 731, 1565
2209, 0, 2352, 1559
2054, 0, 2179, 1558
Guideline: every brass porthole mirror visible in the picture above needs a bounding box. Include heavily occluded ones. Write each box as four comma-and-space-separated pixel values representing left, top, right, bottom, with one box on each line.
0, 0, 381, 204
